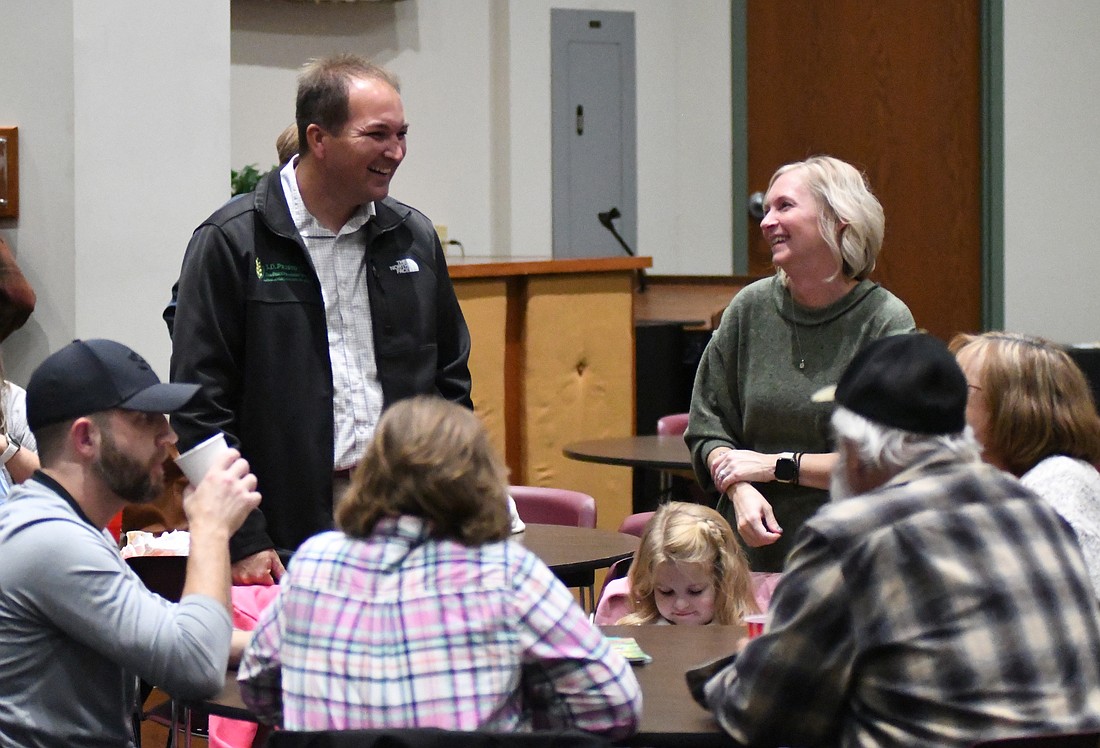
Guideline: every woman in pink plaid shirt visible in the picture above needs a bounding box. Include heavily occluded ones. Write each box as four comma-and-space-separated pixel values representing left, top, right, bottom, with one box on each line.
238, 396, 641, 737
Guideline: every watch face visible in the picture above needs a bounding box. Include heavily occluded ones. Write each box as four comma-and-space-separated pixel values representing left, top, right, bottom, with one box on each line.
775, 458, 797, 482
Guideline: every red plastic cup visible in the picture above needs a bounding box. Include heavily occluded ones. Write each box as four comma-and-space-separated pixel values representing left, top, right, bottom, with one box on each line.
744, 613, 767, 639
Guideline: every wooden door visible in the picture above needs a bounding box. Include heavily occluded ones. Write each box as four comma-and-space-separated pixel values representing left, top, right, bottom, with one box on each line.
745, 0, 983, 340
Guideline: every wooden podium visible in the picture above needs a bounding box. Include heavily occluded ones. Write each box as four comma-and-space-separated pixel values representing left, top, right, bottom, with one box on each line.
449, 255, 650, 530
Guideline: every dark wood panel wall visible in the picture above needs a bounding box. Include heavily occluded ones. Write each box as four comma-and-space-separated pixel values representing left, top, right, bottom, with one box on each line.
745, 0, 983, 340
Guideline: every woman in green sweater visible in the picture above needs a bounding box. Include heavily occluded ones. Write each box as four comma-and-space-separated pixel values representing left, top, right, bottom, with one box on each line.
686, 156, 915, 572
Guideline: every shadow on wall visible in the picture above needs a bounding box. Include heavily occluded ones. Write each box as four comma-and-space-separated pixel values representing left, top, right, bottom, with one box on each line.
231, 0, 409, 69
2, 320, 50, 388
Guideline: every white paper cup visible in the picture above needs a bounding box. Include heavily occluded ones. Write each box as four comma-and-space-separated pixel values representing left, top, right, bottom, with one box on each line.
174, 433, 230, 485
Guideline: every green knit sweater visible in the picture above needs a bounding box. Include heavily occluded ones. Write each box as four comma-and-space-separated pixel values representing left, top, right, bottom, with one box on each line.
686, 275, 915, 571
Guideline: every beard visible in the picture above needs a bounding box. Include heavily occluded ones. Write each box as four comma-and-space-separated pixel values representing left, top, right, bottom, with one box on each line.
92, 428, 163, 505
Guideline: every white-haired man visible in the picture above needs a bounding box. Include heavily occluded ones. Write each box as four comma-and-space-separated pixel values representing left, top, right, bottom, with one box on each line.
702, 333, 1100, 747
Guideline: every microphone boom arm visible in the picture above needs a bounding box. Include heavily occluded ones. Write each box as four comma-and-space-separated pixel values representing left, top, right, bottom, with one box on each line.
597, 206, 645, 291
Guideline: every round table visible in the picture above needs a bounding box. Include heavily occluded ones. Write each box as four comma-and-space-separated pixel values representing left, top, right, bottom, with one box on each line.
518, 523, 638, 577
564, 436, 694, 511
519, 523, 639, 611
563, 435, 691, 472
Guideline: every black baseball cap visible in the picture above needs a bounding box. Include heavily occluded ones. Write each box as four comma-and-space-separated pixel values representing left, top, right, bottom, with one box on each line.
27, 339, 201, 431
815, 333, 968, 435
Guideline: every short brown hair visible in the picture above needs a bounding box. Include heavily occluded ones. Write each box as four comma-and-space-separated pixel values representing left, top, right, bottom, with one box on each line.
32, 419, 74, 466
949, 331, 1100, 475
296, 54, 401, 156
335, 396, 511, 545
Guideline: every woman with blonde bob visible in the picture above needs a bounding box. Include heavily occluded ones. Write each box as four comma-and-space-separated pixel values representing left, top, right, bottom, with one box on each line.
618, 502, 758, 626
238, 396, 641, 736
687, 155, 914, 572
950, 332, 1100, 597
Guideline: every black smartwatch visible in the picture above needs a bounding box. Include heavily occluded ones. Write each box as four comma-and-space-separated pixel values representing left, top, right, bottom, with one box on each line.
775, 453, 799, 484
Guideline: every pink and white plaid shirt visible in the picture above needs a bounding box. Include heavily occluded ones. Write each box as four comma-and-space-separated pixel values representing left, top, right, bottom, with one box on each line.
238, 516, 641, 738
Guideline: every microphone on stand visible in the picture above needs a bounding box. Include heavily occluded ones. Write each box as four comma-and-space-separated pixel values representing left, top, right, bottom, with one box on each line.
597, 206, 619, 229
597, 206, 645, 291
597, 207, 633, 255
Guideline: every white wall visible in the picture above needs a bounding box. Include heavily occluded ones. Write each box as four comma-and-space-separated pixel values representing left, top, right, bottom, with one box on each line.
72, 1, 230, 377
3, 0, 1099, 390
0, 0, 229, 385
229, 0, 733, 275
1003, 0, 1100, 343
0, 2, 77, 385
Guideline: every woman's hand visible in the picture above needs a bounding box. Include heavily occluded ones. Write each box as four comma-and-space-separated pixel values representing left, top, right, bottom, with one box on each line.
729, 482, 783, 547
710, 449, 778, 493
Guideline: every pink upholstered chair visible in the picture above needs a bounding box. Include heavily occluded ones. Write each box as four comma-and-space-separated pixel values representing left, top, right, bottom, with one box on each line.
595, 571, 784, 626
656, 412, 690, 436
655, 413, 711, 505
508, 485, 597, 528
617, 511, 655, 538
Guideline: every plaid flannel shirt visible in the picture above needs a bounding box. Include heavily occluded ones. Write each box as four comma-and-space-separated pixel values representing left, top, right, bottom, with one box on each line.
708, 455, 1100, 747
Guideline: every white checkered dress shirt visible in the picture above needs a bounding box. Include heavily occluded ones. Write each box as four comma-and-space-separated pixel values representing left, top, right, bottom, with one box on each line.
281, 160, 384, 470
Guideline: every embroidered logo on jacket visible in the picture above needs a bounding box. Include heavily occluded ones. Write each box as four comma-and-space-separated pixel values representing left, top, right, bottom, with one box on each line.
255, 259, 311, 283
389, 258, 420, 274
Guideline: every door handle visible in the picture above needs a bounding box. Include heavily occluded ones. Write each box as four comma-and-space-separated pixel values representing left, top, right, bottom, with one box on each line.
576, 105, 584, 136
748, 191, 765, 222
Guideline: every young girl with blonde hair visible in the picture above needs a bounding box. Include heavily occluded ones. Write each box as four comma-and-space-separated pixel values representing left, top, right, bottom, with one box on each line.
617, 502, 758, 625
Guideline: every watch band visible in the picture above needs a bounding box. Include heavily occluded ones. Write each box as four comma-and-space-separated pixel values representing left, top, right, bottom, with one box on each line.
0, 435, 20, 466
775, 454, 798, 483
775, 452, 804, 485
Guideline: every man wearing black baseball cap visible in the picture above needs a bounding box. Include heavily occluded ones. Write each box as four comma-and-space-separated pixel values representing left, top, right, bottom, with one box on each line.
0, 339, 262, 746
701, 333, 1100, 747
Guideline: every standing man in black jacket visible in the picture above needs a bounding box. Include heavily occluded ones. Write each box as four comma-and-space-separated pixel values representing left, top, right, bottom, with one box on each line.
168, 54, 472, 585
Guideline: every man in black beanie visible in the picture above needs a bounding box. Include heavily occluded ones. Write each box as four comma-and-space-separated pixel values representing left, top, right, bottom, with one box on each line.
702, 333, 1100, 747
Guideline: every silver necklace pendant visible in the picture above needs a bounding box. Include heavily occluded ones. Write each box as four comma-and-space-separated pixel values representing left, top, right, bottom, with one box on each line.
799, 359, 805, 370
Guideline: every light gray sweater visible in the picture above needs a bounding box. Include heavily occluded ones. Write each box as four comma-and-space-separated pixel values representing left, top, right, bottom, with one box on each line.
0, 474, 231, 747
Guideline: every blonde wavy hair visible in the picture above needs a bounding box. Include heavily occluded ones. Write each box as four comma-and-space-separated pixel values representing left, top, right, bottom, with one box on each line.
618, 502, 758, 625
768, 155, 884, 284
335, 396, 511, 545
949, 332, 1100, 476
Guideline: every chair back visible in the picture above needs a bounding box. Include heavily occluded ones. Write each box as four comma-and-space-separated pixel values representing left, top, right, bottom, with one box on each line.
126, 555, 187, 602
971, 732, 1100, 747
656, 412, 689, 437
616, 512, 654, 538
267, 728, 611, 748
508, 486, 597, 529
593, 554, 635, 625
1067, 344, 1100, 413
655, 413, 712, 506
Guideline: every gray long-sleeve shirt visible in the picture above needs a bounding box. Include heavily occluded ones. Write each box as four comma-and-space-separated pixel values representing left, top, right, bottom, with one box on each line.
0, 473, 231, 747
